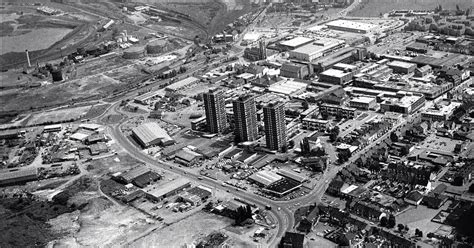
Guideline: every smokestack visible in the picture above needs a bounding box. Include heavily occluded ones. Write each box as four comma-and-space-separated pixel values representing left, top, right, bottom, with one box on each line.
25, 49, 31, 67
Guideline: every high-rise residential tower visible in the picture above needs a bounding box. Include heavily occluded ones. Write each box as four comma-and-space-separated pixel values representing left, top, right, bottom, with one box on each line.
203, 88, 227, 134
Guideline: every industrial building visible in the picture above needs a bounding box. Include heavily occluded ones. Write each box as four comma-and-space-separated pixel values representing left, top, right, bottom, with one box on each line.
387, 61, 417, 74
280, 62, 311, 79
268, 80, 307, 96
0, 167, 38, 186
233, 95, 258, 142
325, 20, 377, 34
248, 170, 283, 187
312, 47, 367, 73
380, 93, 426, 114
43, 124, 62, 133
203, 88, 227, 134
279, 37, 313, 51
289, 38, 345, 62
131, 122, 174, 148
319, 68, 354, 85
165, 77, 200, 93
349, 96, 377, 110
263, 101, 287, 151
145, 178, 191, 202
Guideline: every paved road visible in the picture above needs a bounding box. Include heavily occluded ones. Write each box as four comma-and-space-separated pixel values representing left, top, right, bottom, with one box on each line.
105, 103, 292, 247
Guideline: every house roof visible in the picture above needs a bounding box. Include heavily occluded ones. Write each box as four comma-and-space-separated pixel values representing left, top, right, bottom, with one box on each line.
405, 190, 423, 202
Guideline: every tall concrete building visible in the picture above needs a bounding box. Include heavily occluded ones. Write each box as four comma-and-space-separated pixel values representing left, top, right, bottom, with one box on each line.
233, 95, 257, 142
203, 88, 227, 134
263, 101, 287, 151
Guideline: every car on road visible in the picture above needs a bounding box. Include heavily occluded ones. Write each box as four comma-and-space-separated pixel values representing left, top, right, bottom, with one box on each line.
197, 177, 203, 180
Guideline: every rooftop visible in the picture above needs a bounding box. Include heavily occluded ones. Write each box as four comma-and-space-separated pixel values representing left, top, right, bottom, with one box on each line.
145, 177, 190, 197
132, 122, 173, 145
280, 36, 313, 48
320, 68, 352, 78
387, 61, 416, 69
268, 80, 307, 95
326, 19, 377, 32
351, 96, 376, 104
249, 170, 283, 187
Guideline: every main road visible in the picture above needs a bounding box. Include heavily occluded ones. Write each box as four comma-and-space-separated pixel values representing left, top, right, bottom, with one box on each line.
105, 103, 293, 247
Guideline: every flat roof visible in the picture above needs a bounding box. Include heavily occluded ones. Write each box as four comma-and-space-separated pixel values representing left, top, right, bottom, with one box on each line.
268, 80, 307, 95
387, 60, 416, 69
326, 19, 377, 32
422, 101, 462, 116
320, 68, 351, 78
351, 96, 376, 104
277, 169, 306, 183
280, 37, 313, 48
291, 38, 343, 56
0, 167, 38, 182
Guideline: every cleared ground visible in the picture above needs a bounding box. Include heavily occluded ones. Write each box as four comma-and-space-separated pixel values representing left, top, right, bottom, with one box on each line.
348, 0, 473, 17
26, 105, 91, 126
130, 211, 234, 247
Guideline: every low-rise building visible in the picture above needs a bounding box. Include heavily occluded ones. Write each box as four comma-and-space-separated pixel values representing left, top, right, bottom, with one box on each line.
280, 62, 311, 79
320, 103, 356, 119
421, 101, 462, 121
0, 167, 38, 186
319, 68, 354, 85
349, 96, 376, 110
380, 93, 425, 114
301, 118, 331, 131
387, 61, 417, 74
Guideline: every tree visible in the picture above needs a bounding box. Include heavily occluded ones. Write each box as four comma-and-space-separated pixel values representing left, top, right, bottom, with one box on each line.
288, 140, 295, 148
397, 224, 405, 232
301, 101, 309, 110
337, 149, 350, 164
469, 183, 474, 193
380, 216, 388, 227
387, 214, 396, 228
427, 232, 434, 238
390, 132, 398, 142
452, 175, 464, 186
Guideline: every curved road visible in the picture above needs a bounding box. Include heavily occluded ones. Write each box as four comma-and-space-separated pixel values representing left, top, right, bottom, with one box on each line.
104, 103, 293, 247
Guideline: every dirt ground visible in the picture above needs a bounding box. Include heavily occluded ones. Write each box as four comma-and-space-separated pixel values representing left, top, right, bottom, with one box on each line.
130, 211, 236, 248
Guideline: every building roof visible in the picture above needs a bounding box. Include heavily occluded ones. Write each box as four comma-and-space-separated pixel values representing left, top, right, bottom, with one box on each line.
405, 190, 424, 202
268, 80, 307, 95
132, 122, 173, 145
388, 61, 416, 69
175, 149, 201, 163
145, 177, 190, 198
70, 132, 89, 141
351, 96, 376, 104
0, 167, 38, 183
291, 38, 343, 56
326, 19, 377, 32
79, 123, 102, 130
281, 63, 305, 73
280, 37, 313, 48
277, 169, 306, 183
165, 76, 199, 91
248, 170, 282, 186
320, 68, 352, 78
120, 166, 151, 182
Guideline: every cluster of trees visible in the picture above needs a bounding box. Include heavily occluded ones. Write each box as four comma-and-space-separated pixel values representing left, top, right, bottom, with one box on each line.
397, 223, 410, 233
379, 214, 396, 228
329, 126, 340, 143
337, 149, 351, 164
234, 205, 253, 226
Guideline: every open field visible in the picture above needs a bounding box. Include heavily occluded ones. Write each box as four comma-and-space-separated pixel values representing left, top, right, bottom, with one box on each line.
131, 211, 234, 247
0, 74, 123, 112
26, 105, 91, 126
348, 0, 473, 17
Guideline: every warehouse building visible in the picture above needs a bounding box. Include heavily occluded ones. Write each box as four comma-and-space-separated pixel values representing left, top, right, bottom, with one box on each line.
326, 20, 377, 34
279, 37, 313, 51
349, 96, 377, 110
387, 61, 417, 74
319, 68, 354, 85
289, 38, 345, 62
145, 178, 191, 202
131, 122, 174, 148
165, 77, 200, 94
268, 80, 307, 96
248, 170, 283, 187
0, 167, 38, 186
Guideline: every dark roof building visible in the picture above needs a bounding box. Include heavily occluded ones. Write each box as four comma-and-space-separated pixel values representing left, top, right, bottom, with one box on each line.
279, 232, 304, 248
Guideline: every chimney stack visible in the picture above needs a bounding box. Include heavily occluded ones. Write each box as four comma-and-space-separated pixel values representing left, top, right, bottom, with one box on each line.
25, 49, 31, 67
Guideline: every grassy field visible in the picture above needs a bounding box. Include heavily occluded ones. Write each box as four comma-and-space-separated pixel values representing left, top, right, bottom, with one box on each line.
348, 0, 473, 17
